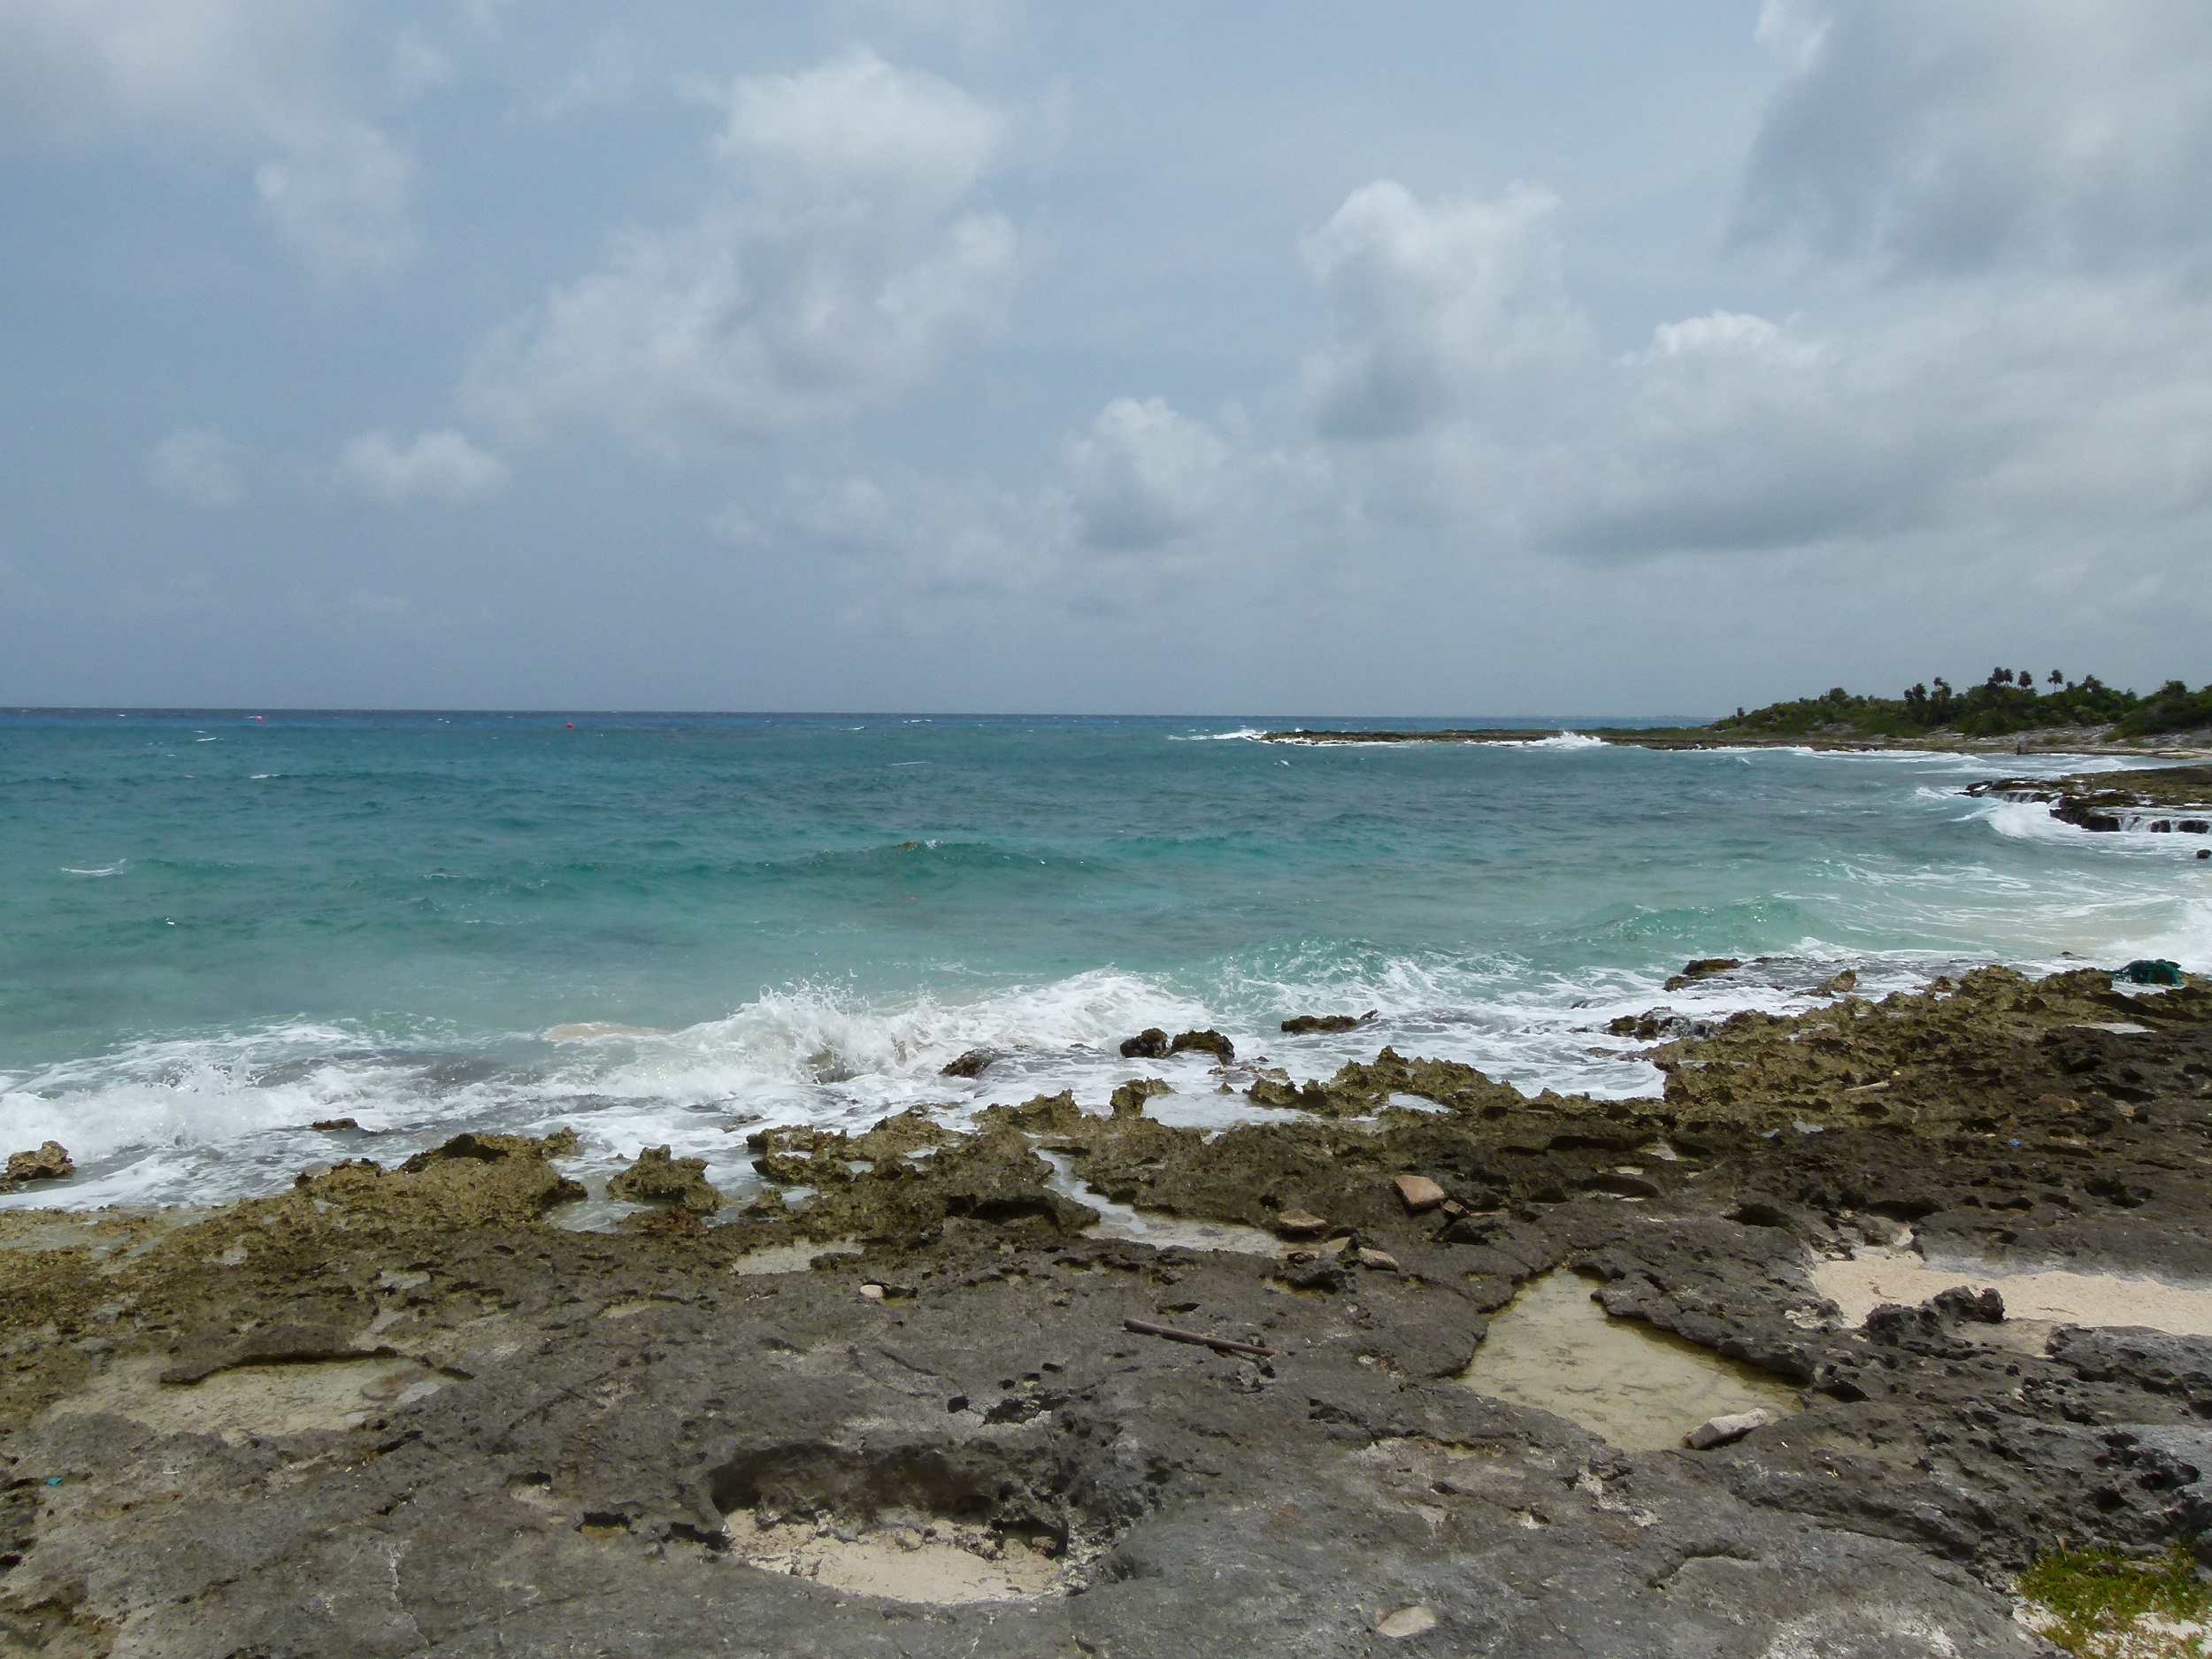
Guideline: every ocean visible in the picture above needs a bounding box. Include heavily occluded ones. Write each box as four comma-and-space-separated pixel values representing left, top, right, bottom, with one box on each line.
2, 711, 2202, 1214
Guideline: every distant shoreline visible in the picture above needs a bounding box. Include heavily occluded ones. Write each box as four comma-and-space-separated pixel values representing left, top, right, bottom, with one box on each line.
1258, 726, 2212, 759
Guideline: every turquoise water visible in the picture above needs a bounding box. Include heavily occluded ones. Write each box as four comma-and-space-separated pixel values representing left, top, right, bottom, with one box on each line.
2, 711, 2204, 1209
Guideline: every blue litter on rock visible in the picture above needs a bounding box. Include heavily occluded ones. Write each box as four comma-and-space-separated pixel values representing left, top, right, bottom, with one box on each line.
2118, 959, 2184, 987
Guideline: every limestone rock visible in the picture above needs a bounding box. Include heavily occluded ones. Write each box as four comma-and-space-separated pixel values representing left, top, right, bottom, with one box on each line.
1275, 1207, 1330, 1240
941, 1049, 994, 1078
1280, 1014, 1360, 1034
1169, 1029, 1235, 1063
1664, 957, 1741, 991
1110, 1078, 1172, 1118
4, 1141, 73, 1185
608, 1146, 724, 1216
1118, 1028, 1171, 1059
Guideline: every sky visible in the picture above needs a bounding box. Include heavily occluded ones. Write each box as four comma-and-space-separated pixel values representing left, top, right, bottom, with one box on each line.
2, 0, 2209, 716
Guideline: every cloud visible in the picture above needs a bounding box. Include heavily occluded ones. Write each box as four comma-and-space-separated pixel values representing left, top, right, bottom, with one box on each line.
1062, 398, 1238, 549
148, 429, 246, 508
336, 430, 510, 507
1279, 176, 2212, 561
1740, 0, 2212, 273
253, 123, 416, 280
462, 51, 1019, 461
724, 473, 1079, 611
0, 0, 417, 279
1298, 181, 1586, 440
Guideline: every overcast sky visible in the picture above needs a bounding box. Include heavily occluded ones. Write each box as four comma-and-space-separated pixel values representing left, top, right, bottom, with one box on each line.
3, 0, 2208, 715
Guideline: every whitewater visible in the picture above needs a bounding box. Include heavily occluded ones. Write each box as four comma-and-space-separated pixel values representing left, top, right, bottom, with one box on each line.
2, 711, 2202, 1214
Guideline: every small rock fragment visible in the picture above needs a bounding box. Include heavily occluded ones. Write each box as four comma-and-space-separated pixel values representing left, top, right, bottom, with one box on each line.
940, 1048, 994, 1078
1394, 1174, 1447, 1213
1118, 1027, 1171, 1059
4, 1141, 73, 1185
1815, 969, 1857, 996
1356, 1248, 1400, 1272
1683, 1408, 1777, 1450
858, 1283, 886, 1302
1275, 1207, 1330, 1240
311, 1118, 359, 1133
1376, 1605, 1438, 1639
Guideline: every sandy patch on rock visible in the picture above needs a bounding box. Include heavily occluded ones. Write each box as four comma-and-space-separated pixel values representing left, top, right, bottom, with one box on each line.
729, 1240, 864, 1276
46, 1352, 441, 1440
1816, 1249, 2212, 1336
720, 1512, 1064, 1603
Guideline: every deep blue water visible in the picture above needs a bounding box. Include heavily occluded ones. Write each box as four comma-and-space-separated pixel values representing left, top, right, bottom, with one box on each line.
2, 711, 2202, 1209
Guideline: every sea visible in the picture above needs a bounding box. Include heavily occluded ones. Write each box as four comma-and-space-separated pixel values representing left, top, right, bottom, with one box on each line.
2, 710, 2202, 1216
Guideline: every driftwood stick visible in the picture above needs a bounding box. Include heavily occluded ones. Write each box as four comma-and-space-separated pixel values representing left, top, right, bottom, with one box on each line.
1121, 1317, 1279, 1359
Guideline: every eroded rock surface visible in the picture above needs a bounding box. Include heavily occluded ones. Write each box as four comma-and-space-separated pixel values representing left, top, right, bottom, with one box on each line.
5, 967, 2212, 1654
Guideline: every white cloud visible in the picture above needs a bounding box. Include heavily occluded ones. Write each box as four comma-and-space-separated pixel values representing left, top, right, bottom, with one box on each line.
337, 430, 510, 507
730, 472, 1079, 611
1741, 0, 2212, 272
1299, 181, 1586, 440
254, 123, 416, 280
0, 0, 417, 279
1062, 397, 1237, 549
462, 51, 1020, 461
148, 428, 246, 508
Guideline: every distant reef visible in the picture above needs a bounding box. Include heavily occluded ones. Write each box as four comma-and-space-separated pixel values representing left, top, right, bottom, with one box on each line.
1262, 668, 2212, 754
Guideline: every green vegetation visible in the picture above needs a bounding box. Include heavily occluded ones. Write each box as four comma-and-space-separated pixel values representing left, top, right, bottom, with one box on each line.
2016, 1544, 2212, 1656
1711, 669, 2212, 741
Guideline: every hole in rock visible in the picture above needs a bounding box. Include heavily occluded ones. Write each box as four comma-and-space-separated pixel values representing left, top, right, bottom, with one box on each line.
1457, 1271, 1799, 1451
706, 1440, 1105, 1604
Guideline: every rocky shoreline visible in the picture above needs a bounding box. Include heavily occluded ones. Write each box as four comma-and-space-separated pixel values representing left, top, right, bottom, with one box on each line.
7, 967, 2212, 1654
1968, 766, 2212, 836
1261, 727, 2212, 757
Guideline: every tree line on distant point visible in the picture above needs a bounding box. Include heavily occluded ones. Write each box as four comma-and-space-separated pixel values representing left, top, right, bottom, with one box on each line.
1712, 668, 2212, 740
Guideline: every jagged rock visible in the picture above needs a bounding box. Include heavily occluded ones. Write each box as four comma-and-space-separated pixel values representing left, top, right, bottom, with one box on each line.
1110, 1079, 1172, 1117
1119, 1028, 1171, 1059
311, 1118, 359, 1133
4, 1142, 73, 1185
941, 1049, 995, 1078
1816, 969, 1857, 997
1664, 957, 1741, 991
987, 1091, 1086, 1133
296, 1129, 584, 1227
1169, 1029, 1235, 1062
1281, 1014, 1360, 1034
608, 1146, 723, 1216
